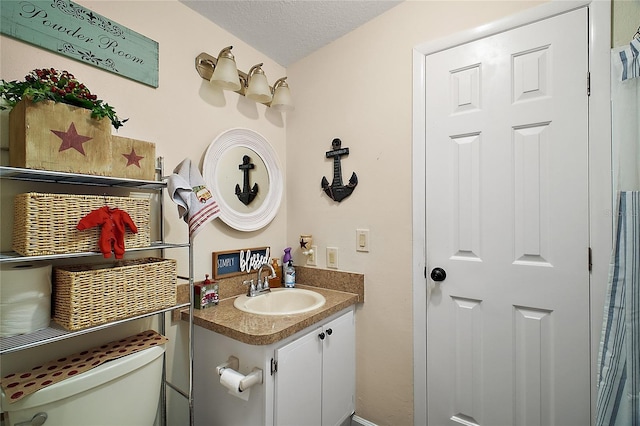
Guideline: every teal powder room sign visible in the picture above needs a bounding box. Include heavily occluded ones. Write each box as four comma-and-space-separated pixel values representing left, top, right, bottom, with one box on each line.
1, 0, 159, 87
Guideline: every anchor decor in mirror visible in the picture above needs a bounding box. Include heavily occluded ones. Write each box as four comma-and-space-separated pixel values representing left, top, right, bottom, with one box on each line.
236, 155, 259, 205
203, 128, 283, 232
321, 138, 358, 202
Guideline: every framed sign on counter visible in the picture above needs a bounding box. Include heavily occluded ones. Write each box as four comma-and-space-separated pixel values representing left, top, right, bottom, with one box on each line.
212, 247, 270, 279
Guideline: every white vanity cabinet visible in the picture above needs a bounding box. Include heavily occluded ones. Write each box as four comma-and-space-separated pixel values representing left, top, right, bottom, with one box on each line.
194, 306, 355, 426
274, 309, 355, 426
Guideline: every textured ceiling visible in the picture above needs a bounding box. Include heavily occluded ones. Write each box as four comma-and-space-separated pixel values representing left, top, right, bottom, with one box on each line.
180, 0, 403, 67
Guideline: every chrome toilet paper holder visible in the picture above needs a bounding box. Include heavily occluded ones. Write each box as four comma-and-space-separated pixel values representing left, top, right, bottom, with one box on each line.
216, 356, 263, 392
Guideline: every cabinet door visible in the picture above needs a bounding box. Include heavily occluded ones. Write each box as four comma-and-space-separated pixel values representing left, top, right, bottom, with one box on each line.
322, 310, 355, 426
275, 326, 323, 426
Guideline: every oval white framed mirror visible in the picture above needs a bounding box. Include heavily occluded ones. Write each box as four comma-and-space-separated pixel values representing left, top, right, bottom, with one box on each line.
203, 128, 283, 232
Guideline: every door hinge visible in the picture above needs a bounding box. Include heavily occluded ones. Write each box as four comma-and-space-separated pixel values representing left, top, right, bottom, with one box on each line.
271, 358, 278, 375
588, 247, 593, 271
424, 266, 427, 279
587, 72, 591, 96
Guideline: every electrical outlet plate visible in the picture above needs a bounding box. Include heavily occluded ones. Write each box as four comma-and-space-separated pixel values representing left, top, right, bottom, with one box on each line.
356, 229, 369, 252
327, 247, 338, 269
307, 245, 318, 266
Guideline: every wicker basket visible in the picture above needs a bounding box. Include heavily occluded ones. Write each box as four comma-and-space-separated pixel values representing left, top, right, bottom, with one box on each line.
12, 192, 150, 256
53, 257, 177, 331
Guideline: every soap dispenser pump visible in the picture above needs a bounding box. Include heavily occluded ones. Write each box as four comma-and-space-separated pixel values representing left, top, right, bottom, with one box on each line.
284, 260, 296, 288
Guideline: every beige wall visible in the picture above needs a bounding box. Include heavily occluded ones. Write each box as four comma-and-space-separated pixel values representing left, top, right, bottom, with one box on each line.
286, 1, 543, 424
612, 0, 640, 48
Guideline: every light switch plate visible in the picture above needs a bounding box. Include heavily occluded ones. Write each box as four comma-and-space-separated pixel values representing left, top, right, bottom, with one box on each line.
327, 247, 338, 269
356, 229, 370, 252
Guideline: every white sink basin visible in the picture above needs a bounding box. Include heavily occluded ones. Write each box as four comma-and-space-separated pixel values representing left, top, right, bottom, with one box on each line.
233, 288, 326, 316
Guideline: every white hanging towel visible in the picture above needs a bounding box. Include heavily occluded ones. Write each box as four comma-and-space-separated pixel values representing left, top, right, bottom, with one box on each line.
595, 191, 640, 426
619, 38, 640, 81
168, 158, 220, 238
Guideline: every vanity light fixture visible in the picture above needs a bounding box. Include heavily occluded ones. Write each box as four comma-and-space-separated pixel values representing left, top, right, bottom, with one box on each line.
209, 46, 242, 91
195, 49, 293, 111
245, 63, 272, 103
271, 77, 294, 112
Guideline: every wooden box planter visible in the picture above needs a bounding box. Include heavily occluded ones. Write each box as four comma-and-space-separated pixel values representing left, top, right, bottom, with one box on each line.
9, 99, 112, 176
111, 135, 156, 181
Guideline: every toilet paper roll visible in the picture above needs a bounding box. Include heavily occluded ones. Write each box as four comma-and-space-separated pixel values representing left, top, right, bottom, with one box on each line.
220, 368, 250, 401
0, 296, 51, 337
0, 263, 52, 302
0, 263, 52, 337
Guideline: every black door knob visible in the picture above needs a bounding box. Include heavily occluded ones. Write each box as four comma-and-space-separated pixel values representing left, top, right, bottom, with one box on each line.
430, 267, 447, 282
326, 328, 333, 336
318, 332, 325, 340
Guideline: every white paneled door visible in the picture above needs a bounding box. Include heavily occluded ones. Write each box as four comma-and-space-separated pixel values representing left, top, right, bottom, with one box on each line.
425, 8, 590, 426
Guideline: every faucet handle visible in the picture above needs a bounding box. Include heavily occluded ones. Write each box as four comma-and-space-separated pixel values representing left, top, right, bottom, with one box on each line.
243, 279, 256, 296
262, 280, 271, 291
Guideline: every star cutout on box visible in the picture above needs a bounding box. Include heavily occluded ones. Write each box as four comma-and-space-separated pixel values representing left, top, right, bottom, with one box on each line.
122, 148, 144, 168
51, 123, 93, 155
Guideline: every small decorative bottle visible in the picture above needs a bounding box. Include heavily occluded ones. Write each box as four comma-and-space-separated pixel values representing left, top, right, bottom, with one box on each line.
269, 258, 282, 288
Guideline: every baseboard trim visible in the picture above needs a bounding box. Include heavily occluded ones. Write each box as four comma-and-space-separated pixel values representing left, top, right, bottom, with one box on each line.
351, 414, 378, 426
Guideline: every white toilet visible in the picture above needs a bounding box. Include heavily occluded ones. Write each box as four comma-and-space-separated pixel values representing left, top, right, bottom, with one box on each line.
1, 345, 165, 426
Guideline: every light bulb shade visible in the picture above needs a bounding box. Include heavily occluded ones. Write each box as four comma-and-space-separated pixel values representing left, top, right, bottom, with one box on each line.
246, 66, 272, 103
210, 56, 241, 91
271, 78, 294, 111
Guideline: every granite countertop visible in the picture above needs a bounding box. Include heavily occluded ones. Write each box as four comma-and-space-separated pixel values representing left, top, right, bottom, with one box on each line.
182, 285, 359, 345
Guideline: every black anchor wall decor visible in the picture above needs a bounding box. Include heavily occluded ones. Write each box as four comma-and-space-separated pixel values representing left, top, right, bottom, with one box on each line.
235, 155, 259, 205
321, 138, 358, 202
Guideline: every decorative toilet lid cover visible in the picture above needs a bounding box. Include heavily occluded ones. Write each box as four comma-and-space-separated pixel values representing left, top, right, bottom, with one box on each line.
1, 330, 167, 403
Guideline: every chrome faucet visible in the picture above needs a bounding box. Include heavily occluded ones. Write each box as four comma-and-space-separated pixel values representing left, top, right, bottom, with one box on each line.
243, 262, 276, 297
